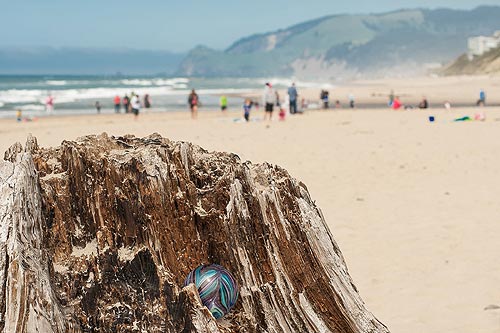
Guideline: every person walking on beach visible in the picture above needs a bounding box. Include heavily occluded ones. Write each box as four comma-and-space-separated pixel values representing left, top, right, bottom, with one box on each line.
220, 95, 228, 113
123, 94, 130, 113
320, 90, 329, 109
288, 83, 298, 114
131, 94, 141, 119
188, 89, 199, 119
45, 94, 54, 113
95, 101, 101, 114
348, 94, 355, 108
389, 90, 395, 107
114, 95, 121, 113
477, 89, 486, 106
144, 94, 151, 108
263, 83, 276, 123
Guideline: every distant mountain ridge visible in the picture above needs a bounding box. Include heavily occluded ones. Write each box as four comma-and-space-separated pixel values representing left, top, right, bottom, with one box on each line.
177, 6, 500, 78
0, 47, 185, 75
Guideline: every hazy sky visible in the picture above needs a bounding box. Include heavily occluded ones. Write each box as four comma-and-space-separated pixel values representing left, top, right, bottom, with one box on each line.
3, 0, 499, 52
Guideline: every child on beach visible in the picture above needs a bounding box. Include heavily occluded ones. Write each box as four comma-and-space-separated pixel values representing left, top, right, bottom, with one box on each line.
188, 89, 199, 119
220, 95, 228, 113
95, 101, 101, 113
45, 95, 54, 113
243, 99, 252, 122
279, 107, 286, 121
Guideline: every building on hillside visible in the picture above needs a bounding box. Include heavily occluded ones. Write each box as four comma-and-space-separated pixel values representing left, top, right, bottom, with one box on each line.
467, 31, 500, 60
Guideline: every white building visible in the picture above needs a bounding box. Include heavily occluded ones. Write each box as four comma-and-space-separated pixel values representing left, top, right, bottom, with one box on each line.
467, 31, 500, 59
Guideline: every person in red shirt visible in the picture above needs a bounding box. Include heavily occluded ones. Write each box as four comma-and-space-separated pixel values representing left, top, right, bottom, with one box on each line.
392, 96, 402, 110
114, 95, 121, 113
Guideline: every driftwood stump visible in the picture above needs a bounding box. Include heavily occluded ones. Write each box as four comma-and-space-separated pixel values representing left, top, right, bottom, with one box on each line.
0, 133, 388, 333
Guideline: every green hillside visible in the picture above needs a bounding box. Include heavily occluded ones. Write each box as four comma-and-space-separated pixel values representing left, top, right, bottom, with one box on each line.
442, 47, 500, 75
177, 6, 500, 78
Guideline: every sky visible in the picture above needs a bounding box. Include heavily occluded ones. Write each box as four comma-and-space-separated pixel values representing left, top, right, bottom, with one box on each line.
2, 0, 499, 52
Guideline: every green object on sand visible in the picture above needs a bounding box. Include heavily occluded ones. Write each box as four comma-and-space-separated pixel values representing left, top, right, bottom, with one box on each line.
454, 116, 472, 122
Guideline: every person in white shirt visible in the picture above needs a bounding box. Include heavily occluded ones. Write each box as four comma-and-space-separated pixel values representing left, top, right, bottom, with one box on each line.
131, 95, 141, 119
263, 83, 276, 123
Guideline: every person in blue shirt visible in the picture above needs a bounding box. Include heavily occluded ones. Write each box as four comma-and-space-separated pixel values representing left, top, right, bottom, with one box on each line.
243, 99, 252, 122
477, 89, 486, 106
321, 90, 329, 109
288, 83, 298, 114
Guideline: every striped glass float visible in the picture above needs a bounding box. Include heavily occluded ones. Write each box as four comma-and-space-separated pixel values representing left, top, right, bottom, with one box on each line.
184, 264, 239, 319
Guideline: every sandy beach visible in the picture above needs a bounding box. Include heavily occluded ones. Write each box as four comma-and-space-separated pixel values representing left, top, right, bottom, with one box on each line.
1, 76, 500, 333
267, 74, 500, 108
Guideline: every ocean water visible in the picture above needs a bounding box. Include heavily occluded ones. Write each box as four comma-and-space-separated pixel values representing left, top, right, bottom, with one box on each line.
0, 75, 333, 118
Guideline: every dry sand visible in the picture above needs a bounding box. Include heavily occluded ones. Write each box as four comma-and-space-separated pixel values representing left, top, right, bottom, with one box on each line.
1, 76, 500, 333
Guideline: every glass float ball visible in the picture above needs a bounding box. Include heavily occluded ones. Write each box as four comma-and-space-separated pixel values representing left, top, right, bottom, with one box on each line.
184, 264, 239, 319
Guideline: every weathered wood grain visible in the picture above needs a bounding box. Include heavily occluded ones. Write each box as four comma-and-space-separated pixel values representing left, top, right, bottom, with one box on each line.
0, 133, 388, 333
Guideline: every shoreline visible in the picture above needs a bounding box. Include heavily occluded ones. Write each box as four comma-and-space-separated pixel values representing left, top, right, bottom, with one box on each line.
2, 75, 500, 117
7, 101, 500, 120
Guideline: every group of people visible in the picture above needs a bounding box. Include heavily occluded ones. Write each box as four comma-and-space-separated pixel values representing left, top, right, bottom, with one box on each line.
389, 89, 487, 111
188, 82, 440, 123
42, 86, 489, 123
261, 82, 299, 122
258, 82, 301, 122
43, 93, 151, 118
318, 90, 357, 110
188, 83, 299, 123
389, 93, 428, 110
112, 93, 151, 117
